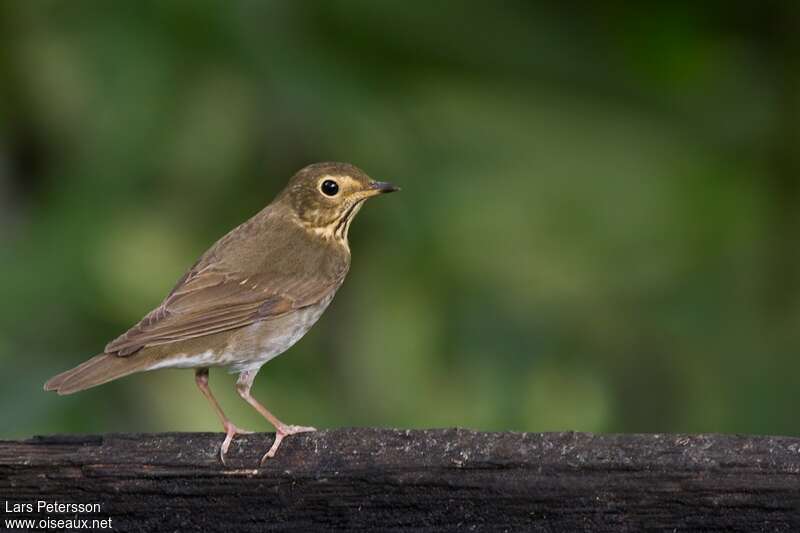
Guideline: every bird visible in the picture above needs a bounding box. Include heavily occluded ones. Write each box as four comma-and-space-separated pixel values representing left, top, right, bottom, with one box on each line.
44, 162, 399, 464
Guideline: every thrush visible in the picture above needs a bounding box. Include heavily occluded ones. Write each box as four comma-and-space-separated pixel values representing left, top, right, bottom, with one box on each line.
44, 162, 399, 463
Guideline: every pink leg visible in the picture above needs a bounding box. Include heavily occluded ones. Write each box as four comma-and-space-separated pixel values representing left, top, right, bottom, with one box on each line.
195, 368, 253, 465
235, 369, 316, 464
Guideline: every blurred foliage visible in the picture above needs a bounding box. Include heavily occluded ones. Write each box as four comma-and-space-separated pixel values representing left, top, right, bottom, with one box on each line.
1, 1, 799, 439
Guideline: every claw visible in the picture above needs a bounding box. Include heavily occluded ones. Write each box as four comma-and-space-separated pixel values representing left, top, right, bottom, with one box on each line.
260, 425, 316, 464
219, 422, 254, 465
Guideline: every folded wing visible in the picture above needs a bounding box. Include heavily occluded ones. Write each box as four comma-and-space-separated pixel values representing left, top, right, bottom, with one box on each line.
105, 266, 340, 356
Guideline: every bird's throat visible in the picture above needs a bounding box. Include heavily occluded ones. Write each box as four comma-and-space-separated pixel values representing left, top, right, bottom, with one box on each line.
334, 199, 365, 241
298, 199, 365, 250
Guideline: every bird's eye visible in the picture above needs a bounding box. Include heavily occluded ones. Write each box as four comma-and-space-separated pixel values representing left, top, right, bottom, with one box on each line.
320, 179, 339, 197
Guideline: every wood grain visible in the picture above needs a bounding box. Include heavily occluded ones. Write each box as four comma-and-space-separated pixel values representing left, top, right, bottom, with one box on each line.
1, 429, 799, 531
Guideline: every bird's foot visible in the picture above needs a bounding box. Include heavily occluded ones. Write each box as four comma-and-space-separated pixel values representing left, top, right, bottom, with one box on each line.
260, 424, 317, 464
219, 422, 254, 465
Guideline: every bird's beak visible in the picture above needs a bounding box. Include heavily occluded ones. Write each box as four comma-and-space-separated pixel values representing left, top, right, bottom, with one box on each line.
367, 181, 401, 195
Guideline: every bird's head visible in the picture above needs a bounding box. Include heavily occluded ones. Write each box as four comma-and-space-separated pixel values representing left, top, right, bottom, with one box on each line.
278, 162, 399, 242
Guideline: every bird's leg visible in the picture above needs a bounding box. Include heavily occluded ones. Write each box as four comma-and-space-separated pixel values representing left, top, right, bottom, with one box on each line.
235, 369, 316, 464
194, 368, 253, 464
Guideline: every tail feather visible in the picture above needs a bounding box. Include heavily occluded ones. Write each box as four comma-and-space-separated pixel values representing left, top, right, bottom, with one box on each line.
44, 353, 150, 395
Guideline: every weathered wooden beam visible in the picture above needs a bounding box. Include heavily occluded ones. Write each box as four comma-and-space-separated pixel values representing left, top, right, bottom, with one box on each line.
1, 429, 799, 531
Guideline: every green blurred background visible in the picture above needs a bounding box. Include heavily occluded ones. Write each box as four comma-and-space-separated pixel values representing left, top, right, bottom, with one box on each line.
1, 1, 799, 439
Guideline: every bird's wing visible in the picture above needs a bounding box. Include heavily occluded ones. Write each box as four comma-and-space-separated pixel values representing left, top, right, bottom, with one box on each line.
105, 266, 341, 356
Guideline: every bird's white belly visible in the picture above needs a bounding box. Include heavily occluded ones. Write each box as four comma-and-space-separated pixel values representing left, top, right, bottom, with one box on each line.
224, 293, 336, 373
149, 350, 221, 369
145, 294, 335, 374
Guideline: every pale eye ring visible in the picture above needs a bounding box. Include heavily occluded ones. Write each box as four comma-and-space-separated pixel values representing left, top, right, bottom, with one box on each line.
320, 179, 339, 196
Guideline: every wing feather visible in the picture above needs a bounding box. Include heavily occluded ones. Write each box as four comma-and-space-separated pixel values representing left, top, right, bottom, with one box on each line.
104, 207, 350, 357
105, 267, 340, 356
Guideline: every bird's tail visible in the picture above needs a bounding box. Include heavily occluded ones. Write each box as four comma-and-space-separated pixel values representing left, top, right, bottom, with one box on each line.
44, 353, 151, 395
